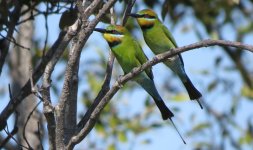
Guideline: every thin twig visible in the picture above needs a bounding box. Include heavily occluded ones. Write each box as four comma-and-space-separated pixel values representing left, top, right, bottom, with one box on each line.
17, 12, 40, 25
77, 4, 116, 131
8, 84, 13, 101
42, 2, 49, 58
4, 124, 29, 150
22, 101, 42, 150
122, 0, 136, 25
37, 122, 44, 150
201, 100, 241, 149
0, 34, 30, 50
217, 29, 253, 88
0, 126, 18, 149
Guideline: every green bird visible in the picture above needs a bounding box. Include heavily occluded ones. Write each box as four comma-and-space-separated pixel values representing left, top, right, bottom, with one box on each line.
94, 25, 185, 143
130, 9, 203, 108
94, 25, 173, 120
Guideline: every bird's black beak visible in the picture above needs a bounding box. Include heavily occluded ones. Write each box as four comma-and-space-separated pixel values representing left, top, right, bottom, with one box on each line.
128, 13, 143, 18
94, 28, 107, 33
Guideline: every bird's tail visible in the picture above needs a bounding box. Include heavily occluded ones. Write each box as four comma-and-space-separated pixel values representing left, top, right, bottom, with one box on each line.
136, 77, 174, 120
164, 58, 202, 107
153, 99, 174, 120
183, 75, 203, 108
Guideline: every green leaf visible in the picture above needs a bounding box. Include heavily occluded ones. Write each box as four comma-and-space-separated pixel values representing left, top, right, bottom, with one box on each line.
187, 123, 210, 136
198, 70, 210, 75
171, 93, 188, 102
109, 116, 119, 128
239, 132, 253, 144
87, 72, 102, 93
107, 144, 116, 150
194, 142, 212, 149
118, 131, 127, 142
210, 31, 219, 40
150, 123, 162, 128
241, 86, 253, 99
95, 123, 105, 136
207, 80, 218, 92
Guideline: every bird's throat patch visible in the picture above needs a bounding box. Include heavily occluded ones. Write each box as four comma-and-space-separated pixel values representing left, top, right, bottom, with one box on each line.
137, 18, 154, 29
104, 33, 123, 47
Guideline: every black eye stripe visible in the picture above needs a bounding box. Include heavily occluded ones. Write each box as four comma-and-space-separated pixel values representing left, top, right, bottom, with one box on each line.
107, 30, 123, 35
142, 14, 155, 19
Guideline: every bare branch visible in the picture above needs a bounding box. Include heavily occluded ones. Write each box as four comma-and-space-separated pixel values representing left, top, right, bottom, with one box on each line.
216, 28, 253, 88
54, 0, 117, 149
40, 19, 81, 149
122, 0, 136, 25
201, 100, 241, 149
0, 26, 77, 131
37, 122, 44, 150
0, 1, 22, 75
72, 0, 138, 147
69, 39, 253, 148
0, 34, 30, 50
77, 5, 116, 132
42, 2, 49, 57
77, 0, 136, 131
0, 126, 18, 149
3, 124, 28, 150
79, 7, 117, 130
77, 51, 115, 128
22, 101, 42, 150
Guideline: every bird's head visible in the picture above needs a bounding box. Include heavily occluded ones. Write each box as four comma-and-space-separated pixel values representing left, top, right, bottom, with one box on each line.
94, 25, 129, 45
129, 9, 158, 28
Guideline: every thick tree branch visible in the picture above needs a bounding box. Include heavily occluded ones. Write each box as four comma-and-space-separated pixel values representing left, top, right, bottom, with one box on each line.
75, 0, 136, 145
0, 27, 77, 131
58, 0, 103, 145
68, 39, 253, 148
77, 6, 116, 132
54, 0, 117, 149
77, 48, 115, 130
0, 2, 22, 75
40, 20, 81, 150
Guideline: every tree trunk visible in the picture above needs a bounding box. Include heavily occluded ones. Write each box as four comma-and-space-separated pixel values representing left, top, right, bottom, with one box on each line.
9, 6, 43, 150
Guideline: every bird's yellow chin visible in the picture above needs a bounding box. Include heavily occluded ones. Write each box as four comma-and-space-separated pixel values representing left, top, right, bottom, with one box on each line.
103, 33, 123, 43
137, 18, 155, 27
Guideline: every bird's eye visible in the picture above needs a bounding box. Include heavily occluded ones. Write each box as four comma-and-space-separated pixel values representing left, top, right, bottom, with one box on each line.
107, 30, 115, 34
144, 14, 155, 19
110, 30, 122, 35
112, 30, 117, 34
144, 14, 149, 18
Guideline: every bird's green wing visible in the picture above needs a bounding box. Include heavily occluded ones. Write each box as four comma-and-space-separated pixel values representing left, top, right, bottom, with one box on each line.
133, 40, 154, 80
161, 24, 185, 66
161, 24, 178, 48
